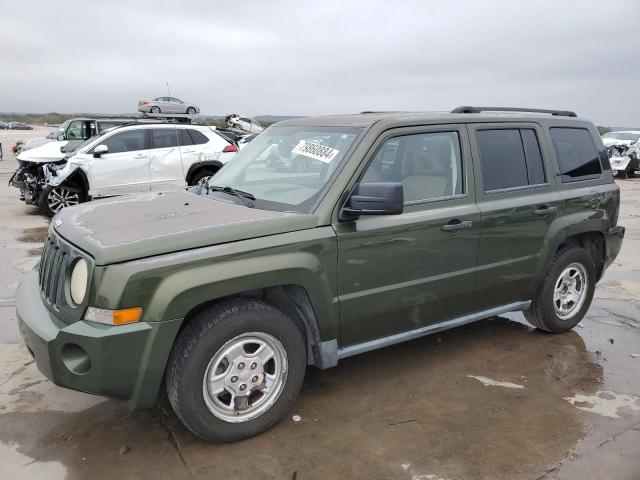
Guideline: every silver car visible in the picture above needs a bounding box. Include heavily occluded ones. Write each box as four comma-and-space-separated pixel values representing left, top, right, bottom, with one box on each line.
138, 97, 200, 115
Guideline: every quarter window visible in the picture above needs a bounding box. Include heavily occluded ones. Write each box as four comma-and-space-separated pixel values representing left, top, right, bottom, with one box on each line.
477, 129, 547, 191
99, 130, 147, 154
151, 129, 180, 149
361, 131, 463, 203
188, 130, 209, 145
550, 127, 602, 182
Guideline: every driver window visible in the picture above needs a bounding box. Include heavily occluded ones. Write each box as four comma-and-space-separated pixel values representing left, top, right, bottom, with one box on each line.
361, 131, 464, 203
66, 121, 87, 140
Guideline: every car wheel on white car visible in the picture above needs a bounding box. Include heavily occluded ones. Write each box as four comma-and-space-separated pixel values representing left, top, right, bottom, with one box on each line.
38, 185, 84, 217
190, 169, 215, 188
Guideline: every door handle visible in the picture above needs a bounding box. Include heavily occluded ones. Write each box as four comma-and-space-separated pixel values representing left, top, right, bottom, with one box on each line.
133, 154, 146, 159
441, 219, 473, 232
533, 205, 558, 216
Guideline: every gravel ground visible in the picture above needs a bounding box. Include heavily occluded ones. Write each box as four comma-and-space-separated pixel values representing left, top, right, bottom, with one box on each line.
0, 129, 639, 480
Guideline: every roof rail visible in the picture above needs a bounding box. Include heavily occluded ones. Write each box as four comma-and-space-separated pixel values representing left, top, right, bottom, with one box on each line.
451, 106, 577, 117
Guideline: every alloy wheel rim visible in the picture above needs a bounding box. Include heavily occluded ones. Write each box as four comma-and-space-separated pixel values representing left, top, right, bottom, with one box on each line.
196, 176, 211, 189
553, 262, 588, 320
202, 332, 288, 423
47, 187, 80, 213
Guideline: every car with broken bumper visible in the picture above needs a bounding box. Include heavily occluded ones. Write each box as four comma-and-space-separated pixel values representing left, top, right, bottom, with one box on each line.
602, 130, 640, 178
16, 107, 625, 442
9, 122, 238, 216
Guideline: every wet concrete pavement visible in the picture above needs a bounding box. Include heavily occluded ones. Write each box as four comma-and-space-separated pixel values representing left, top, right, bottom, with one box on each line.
0, 133, 639, 479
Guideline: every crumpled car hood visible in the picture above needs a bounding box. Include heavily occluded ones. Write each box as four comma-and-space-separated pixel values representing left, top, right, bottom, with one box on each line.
17, 140, 68, 163
53, 190, 319, 265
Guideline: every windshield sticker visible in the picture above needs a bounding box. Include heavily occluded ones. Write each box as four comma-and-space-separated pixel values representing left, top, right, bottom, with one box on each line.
291, 141, 339, 163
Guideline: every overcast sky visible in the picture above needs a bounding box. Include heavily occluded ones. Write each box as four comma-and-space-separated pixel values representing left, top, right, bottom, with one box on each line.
1, 0, 639, 125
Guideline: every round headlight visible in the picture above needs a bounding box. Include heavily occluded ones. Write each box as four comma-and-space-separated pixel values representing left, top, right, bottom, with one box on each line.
70, 258, 88, 305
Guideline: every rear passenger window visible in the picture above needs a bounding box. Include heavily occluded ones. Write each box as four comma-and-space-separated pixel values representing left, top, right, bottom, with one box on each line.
151, 129, 180, 149
477, 129, 547, 191
550, 128, 602, 182
188, 130, 209, 145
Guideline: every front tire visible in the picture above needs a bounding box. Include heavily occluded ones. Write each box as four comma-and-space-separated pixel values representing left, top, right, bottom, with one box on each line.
166, 299, 306, 442
186, 107, 196, 115
524, 246, 596, 332
38, 184, 85, 217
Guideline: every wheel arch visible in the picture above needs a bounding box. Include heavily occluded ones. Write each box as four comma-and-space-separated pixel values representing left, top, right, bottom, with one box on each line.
185, 160, 223, 184
177, 284, 329, 369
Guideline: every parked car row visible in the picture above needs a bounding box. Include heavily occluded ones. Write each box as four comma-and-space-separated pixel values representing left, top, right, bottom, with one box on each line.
10, 121, 240, 216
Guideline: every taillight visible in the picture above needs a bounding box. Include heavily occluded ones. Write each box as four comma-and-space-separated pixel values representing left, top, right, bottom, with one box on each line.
223, 145, 238, 153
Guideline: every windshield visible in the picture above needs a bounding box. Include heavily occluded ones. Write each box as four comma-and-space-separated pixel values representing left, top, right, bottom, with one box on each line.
208, 125, 363, 212
47, 120, 71, 139
603, 132, 640, 142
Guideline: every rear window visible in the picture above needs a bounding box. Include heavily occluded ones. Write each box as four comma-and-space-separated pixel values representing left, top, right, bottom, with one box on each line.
550, 128, 602, 182
477, 129, 547, 191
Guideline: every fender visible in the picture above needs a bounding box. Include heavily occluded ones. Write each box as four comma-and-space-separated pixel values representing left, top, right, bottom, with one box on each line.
185, 160, 223, 183
94, 228, 340, 343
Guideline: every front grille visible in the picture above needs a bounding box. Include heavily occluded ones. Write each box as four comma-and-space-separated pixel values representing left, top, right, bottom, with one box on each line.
39, 235, 70, 310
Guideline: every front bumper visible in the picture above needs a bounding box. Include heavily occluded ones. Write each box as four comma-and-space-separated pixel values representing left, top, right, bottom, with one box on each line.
16, 270, 181, 409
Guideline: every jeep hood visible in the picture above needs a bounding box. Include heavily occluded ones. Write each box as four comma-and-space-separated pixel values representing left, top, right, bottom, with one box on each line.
53, 190, 319, 265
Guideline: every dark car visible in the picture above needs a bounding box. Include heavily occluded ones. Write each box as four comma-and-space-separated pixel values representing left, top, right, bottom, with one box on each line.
16, 107, 624, 443
9, 121, 33, 130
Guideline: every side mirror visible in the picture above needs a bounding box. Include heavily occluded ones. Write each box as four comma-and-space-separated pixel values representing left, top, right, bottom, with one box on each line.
93, 144, 108, 158
57, 134, 65, 141
340, 182, 404, 220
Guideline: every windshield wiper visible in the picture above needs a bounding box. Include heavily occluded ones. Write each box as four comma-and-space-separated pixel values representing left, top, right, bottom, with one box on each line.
209, 185, 256, 208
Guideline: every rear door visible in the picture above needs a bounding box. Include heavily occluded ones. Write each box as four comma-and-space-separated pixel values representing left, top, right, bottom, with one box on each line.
469, 123, 562, 311
335, 125, 481, 346
149, 128, 185, 190
88, 129, 150, 197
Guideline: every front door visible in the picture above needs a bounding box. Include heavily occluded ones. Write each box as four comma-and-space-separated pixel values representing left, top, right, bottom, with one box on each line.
149, 128, 185, 190
335, 125, 481, 347
88, 129, 150, 197
468, 123, 562, 311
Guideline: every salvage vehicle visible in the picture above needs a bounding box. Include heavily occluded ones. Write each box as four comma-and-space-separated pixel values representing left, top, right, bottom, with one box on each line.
602, 130, 640, 178
16, 107, 624, 442
9, 122, 237, 216
138, 97, 200, 115
16, 117, 136, 155
225, 113, 264, 134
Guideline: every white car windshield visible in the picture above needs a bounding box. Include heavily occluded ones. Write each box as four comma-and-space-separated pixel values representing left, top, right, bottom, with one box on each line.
603, 132, 640, 142
208, 125, 363, 212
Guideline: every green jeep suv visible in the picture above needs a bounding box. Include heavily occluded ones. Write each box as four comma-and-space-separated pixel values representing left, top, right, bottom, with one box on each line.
16, 107, 625, 442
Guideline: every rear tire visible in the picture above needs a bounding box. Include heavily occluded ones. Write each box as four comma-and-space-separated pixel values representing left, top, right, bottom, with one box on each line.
524, 246, 596, 332
186, 107, 196, 115
38, 183, 85, 217
166, 299, 306, 442
150, 106, 161, 114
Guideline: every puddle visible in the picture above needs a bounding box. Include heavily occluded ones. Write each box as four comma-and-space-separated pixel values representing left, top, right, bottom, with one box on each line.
15, 226, 49, 244
467, 375, 524, 389
564, 391, 640, 418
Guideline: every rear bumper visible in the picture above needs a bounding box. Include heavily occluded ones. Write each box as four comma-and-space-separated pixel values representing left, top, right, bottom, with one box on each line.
16, 270, 181, 409
604, 225, 625, 269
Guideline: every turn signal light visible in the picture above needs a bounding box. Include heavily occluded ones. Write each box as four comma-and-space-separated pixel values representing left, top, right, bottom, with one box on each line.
85, 307, 142, 326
